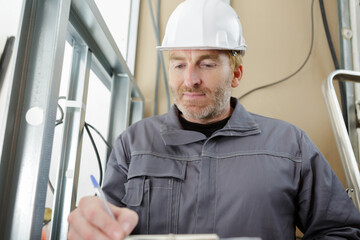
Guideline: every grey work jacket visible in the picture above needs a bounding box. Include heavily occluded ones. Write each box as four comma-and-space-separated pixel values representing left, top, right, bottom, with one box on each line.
103, 98, 360, 240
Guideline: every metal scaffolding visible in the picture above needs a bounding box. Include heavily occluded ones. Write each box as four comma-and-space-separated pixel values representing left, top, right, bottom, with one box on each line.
0, 0, 143, 239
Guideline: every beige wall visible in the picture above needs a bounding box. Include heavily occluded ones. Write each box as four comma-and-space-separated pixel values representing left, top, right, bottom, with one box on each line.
134, 0, 345, 185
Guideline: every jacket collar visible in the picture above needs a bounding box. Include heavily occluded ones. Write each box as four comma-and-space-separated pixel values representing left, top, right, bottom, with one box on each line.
160, 97, 261, 146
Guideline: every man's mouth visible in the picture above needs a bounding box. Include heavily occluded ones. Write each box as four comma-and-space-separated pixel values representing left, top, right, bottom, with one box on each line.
182, 91, 206, 100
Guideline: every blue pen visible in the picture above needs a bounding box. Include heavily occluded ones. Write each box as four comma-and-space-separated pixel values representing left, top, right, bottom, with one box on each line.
90, 175, 116, 219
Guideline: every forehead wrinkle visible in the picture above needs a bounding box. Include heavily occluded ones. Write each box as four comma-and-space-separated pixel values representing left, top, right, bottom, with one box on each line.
169, 50, 222, 63
197, 54, 221, 61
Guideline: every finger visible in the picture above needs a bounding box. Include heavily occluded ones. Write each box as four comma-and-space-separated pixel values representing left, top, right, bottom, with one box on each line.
111, 206, 139, 235
68, 207, 110, 240
79, 197, 126, 239
67, 225, 83, 240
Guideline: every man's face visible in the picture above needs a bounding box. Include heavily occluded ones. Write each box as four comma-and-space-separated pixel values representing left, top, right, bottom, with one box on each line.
168, 50, 241, 124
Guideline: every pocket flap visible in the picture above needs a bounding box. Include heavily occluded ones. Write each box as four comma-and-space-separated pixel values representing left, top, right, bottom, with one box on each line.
128, 154, 186, 180
121, 176, 144, 206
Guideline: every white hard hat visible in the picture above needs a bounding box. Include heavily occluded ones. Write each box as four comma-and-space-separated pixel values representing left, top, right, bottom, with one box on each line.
157, 0, 247, 55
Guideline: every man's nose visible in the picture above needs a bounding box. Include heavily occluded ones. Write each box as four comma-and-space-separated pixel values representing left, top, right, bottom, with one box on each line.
184, 66, 201, 87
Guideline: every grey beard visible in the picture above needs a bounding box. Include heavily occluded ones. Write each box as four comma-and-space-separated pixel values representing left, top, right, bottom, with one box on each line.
175, 88, 232, 121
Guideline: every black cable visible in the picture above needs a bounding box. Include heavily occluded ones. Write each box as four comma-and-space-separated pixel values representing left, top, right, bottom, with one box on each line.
54, 98, 110, 187
48, 180, 54, 194
319, 0, 348, 128
85, 122, 103, 186
56, 104, 64, 124
239, 0, 315, 100
319, 0, 339, 69
56, 96, 111, 149
55, 118, 108, 186
85, 122, 112, 150
56, 96, 66, 124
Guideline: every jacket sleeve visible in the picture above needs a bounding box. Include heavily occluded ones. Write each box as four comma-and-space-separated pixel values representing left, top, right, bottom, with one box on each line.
102, 135, 129, 207
296, 131, 360, 239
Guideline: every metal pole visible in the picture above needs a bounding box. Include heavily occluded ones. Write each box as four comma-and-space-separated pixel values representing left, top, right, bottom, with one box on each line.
107, 74, 132, 147
322, 69, 360, 211
0, 0, 71, 239
50, 43, 92, 240
126, 0, 140, 75
337, 0, 359, 161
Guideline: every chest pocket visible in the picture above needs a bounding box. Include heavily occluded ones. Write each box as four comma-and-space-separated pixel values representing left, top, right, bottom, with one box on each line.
121, 155, 186, 234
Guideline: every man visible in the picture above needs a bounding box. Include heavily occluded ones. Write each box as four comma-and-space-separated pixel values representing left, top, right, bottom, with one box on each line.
68, 0, 360, 239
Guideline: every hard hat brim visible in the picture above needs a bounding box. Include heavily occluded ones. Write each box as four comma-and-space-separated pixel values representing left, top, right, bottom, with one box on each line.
156, 45, 247, 56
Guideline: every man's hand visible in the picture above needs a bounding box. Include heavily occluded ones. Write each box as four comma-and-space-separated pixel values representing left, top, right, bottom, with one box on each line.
68, 196, 138, 240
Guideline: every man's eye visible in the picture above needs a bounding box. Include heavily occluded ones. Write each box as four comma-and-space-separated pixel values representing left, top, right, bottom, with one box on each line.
175, 64, 185, 69
200, 63, 216, 69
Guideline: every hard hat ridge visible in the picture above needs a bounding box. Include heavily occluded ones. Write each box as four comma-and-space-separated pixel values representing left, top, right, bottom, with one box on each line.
157, 0, 247, 55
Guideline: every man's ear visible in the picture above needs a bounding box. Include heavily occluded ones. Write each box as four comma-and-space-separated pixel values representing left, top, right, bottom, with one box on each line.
231, 65, 243, 88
